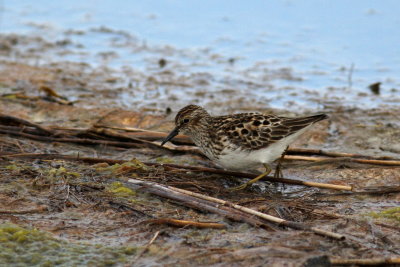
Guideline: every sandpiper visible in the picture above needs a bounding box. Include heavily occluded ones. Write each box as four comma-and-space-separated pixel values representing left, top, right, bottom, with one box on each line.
161, 105, 328, 190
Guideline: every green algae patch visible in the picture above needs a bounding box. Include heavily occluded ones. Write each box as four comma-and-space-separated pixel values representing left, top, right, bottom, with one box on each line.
3, 163, 35, 173
4, 164, 19, 171
368, 207, 400, 224
107, 181, 136, 199
47, 166, 81, 179
0, 223, 137, 266
95, 159, 149, 176
155, 157, 175, 164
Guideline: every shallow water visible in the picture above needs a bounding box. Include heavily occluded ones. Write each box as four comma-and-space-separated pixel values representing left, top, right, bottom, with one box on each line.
1, 0, 399, 111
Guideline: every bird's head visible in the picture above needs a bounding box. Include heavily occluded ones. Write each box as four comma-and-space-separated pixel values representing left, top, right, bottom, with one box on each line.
161, 105, 210, 146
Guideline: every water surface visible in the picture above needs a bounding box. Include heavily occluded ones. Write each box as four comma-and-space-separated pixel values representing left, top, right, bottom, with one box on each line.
1, 0, 399, 111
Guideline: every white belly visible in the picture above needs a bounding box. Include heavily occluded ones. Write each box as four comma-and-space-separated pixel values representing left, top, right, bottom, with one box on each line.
215, 126, 311, 171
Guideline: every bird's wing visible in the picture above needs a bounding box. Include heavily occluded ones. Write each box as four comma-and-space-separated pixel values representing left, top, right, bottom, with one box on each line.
213, 113, 327, 150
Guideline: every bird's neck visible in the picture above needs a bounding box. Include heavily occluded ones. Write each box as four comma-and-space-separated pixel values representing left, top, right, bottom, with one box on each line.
187, 117, 216, 159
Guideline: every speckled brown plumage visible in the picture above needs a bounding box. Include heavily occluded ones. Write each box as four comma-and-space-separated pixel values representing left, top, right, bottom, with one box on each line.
212, 112, 327, 151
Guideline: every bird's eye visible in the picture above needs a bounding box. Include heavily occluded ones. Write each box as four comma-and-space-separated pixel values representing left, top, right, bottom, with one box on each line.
183, 118, 190, 123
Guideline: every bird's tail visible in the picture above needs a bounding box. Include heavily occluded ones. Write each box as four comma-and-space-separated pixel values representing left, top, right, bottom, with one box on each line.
284, 114, 328, 132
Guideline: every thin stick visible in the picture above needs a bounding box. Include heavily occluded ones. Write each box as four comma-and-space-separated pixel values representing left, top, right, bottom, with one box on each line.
0, 128, 144, 146
148, 230, 160, 245
287, 147, 398, 160
284, 155, 400, 166
313, 186, 400, 196
1, 153, 352, 191
143, 218, 226, 229
0, 205, 48, 214
95, 125, 157, 132
127, 178, 345, 240
330, 257, 400, 265
0, 114, 53, 135
1, 152, 125, 164
133, 230, 160, 262
0, 125, 49, 137
94, 125, 193, 144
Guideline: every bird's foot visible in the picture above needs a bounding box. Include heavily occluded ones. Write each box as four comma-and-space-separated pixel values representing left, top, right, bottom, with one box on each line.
228, 182, 251, 191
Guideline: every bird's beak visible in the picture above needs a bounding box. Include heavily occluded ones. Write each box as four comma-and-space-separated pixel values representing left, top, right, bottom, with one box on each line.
161, 127, 180, 146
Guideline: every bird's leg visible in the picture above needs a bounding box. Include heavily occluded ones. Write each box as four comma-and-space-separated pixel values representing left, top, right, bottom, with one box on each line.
229, 163, 272, 191
274, 146, 289, 179
273, 146, 289, 191
273, 161, 283, 179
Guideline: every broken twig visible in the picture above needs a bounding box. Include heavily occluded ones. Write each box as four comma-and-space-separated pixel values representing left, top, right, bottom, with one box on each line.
284, 155, 400, 166
143, 218, 226, 229
0, 114, 53, 135
0, 205, 48, 214
133, 230, 160, 263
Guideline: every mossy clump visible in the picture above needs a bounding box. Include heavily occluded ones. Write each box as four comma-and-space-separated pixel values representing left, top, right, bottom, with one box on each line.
3, 163, 35, 173
4, 164, 20, 171
95, 159, 149, 176
155, 157, 175, 164
368, 207, 400, 224
47, 166, 81, 179
107, 181, 136, 199
0, 223, 137, 266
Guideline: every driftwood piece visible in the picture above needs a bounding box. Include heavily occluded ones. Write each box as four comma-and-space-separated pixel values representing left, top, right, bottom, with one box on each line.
127, 178, 346, 240
129, 178, 277, 230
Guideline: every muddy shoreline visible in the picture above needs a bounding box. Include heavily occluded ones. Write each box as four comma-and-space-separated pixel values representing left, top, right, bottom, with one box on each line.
0, 31, 399, 266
